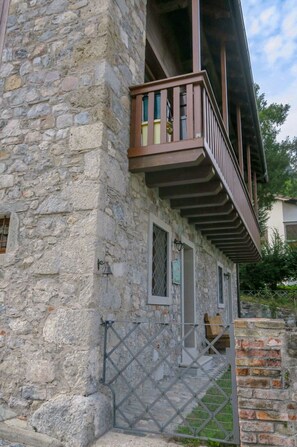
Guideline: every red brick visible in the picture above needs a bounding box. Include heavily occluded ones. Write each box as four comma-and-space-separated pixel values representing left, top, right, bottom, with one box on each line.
237, 368, 250, 376
241, 339, 265, 349
238, 398, 280, 411
258, 433, 295, 446
266, 359, 282, 367
256, 410, 288, 421
236, 358, 267, 367
240, 420, 274, 432
250, 368, 281, 378
239, 409, 256, 419
272, 379, 282, 389
238, 378, 270, 389
240, 431, 257, 443
236, 349, 281, 358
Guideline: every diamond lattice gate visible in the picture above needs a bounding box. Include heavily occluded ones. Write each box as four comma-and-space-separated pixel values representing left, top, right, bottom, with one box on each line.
101, 320, 240, 445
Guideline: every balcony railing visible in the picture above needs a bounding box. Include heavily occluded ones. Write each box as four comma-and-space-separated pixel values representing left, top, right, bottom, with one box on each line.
128, 71, 261, 259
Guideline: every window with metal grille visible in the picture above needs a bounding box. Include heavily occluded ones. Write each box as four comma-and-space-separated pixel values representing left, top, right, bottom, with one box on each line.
285, 223, 297, 242
148, 216, 171, 305
0, 1, 10, 64
0, 216, 10, 253
217, 264, 224, 307
152, 224, 168, 297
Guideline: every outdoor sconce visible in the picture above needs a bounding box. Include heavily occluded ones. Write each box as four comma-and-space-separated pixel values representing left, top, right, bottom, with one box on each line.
174, 239, 185, 252
97, 259, 113, 276
224, 272, 231, 280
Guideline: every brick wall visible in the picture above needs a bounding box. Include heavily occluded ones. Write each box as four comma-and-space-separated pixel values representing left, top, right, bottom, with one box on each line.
234, 319, 297, 447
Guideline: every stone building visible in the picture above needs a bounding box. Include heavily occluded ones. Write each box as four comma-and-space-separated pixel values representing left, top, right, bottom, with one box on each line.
0, 0, 267, 446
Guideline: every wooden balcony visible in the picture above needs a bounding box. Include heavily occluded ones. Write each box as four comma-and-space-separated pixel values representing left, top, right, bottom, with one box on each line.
128, 71, 261, 262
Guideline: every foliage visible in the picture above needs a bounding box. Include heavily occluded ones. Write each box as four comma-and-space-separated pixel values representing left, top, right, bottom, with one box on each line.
255, 85, 297, 211
240, 231, 296, 290
240, 288, 297, 313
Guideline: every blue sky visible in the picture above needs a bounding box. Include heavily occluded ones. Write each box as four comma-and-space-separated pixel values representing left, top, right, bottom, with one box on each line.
242, 0, 297, 140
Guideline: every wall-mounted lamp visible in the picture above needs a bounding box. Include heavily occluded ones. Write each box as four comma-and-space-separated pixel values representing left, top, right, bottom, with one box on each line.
174, 239, 185, 252
97, 259, 113, 276
224, 272, 231, 280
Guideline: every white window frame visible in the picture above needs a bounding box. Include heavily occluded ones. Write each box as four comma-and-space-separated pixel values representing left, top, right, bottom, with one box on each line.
148, 214, 172, 305
285, 222, 297, 242
217, 262, 225, 308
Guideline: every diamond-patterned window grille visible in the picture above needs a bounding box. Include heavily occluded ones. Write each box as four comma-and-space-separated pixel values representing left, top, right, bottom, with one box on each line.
0, 216, 10, 254
217, 265, 224, 306
152, 224, 168, 297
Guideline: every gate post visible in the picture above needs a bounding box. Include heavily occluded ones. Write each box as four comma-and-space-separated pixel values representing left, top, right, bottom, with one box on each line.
234, 318, 297, 447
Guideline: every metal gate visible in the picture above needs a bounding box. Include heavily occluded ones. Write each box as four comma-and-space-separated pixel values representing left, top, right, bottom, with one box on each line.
101, 319, 240, 445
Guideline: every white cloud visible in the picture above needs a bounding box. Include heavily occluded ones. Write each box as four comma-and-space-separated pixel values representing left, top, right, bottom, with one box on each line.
290, 64, 297, 76
282, 9, 297, 38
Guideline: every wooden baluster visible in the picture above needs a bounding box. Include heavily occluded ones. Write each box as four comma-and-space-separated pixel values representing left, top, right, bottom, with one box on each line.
202, 88, 206, 142
194, 84, 202, 138
173, 86, 180, 142
192, 0, 201, 72
186, 84, 194, 140
247, 144, 252, 201
237, 105, 244, 176
135, 95, 142, 147
160, 89, 167, 144
147, 91, 155, 146
253, 171, 259, 217
221, 42, 229, 134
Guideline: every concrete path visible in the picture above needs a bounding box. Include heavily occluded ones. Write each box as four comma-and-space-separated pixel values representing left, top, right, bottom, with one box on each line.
91, 431, 196, 447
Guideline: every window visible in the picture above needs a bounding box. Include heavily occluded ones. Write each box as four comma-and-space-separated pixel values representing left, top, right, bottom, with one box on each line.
285, 223, 297, 242
0, 1, 10, 63
0, 216, 9, 253
217, 264, 224, 308
148, 215, 171, 305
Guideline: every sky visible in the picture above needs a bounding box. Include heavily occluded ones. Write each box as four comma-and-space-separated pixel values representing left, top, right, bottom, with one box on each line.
242, 0, 297, 141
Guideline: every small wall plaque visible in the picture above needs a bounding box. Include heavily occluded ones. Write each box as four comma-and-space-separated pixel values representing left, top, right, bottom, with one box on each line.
172, 259, 181, 285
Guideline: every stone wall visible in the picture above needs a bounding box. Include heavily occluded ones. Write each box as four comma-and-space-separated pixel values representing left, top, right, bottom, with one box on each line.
0, 0, 237, 445
241, 300, 297, 327
234, 319, 297, 447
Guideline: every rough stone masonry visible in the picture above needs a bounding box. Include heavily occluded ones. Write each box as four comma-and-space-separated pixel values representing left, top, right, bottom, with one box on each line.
0, 0, 237, 445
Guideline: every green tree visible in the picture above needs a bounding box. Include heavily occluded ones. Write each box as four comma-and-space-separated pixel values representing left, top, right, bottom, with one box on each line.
240, 231, 292, 290
255, 86, 297, 211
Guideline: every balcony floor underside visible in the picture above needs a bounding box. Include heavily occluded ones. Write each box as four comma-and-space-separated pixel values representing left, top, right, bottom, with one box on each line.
129, 144, 261, 263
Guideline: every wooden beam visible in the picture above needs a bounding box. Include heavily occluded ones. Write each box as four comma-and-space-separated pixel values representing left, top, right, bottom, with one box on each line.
237, 105, 244, 175
129, 148, 205, 173
159, 181, 222, 199
145, 165, 214, 188
181, 203, 233, 217
221, 42, 229, 134
202, 227, 245, 236
171, 192, 229, 209
197, 220, 242, 231
192, 0, 201, 72
247, 144, 252, 200
190, 211, 238, 225
253, 171, 258, 217
215, 239, 254, 247
209, 234, 250, 242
